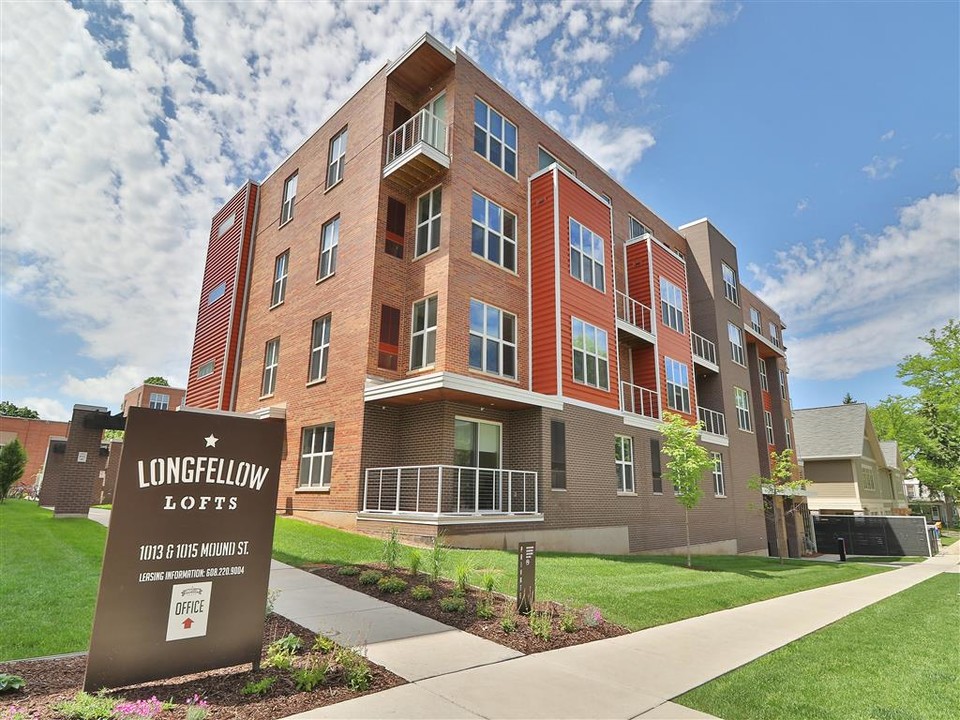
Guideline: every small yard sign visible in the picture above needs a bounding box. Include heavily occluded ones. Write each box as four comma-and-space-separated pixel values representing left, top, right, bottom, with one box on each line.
517, 541, 536, 614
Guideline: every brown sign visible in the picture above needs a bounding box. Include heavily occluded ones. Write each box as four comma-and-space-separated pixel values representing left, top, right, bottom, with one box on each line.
84, 407, 284, 690
517, 541, 536, 614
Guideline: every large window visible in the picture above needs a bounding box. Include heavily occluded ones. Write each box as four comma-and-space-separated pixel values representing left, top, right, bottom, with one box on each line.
378, 305, 400, 371
861, 463, 876, 490
665, 357, 691, 413
326, 127, 348, 188
722, 262, 739, 305
758, 357, 769, 392
318, 216, 339, 281
538, 146, 574, 175
615, 435, 635, 493
469, 300, 516, 378
779, 368, 788, 399
271, 250, 289, 306
764, 410, 775, 445
660, 278, 685, 333
628, 216, 650, 239
471, 192, 517, 272
785, 419, 792, 449
570, 218, 605, 292
410, 296, 437, 370
728, 322, 745, 366
299, 425, 334, 489
385, 197, 405, 258
551, 420, 566, 490
261, 337, 280, 397
308, 315, 331, 383
712, 452, 726, 496
474, 98, 517, 177
197, 360, 215, 378
749, 307, 762, 333
280, 172, 297, 225
651, 438, 663, 494
415, 186, 442, 257
734, 386, 752, 432
148, 393, 169, 410
572, 318, 609, 390
769, 322, 781, 348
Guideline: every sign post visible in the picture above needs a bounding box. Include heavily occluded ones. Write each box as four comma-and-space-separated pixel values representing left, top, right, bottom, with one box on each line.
517, 541, 536, 615
84, 407, 284, 691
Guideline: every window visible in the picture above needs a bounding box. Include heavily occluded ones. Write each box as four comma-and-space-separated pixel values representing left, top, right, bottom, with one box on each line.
861, 463, 876, 491
469, 300, 516, 378
474, 98, 517, 176
217, 213, 236, 238
570, 218, 605, 292
779, 369, 788, 399
785, 419, 792, 449
410, 296, 437, 370
600, 193, 612, 206
734, 387, 752, 431
415, 186, 442, 257
299, 425, 334, 489
280, 172, 297, 225
261, 338, 280, 397
271, 251, 289, 306
308, 315, 331, 383
615, 435, 634, 493
378, 306, 401, 371
722, 262, 739, 305
385, 197, 405, 258
148, 393, 169, 410
712, 453, 725, 496
197, 361, 215, 378
551, 420, 566, 490
651, 438, 663, 494
572, 318, 609, 390
728, 322, 745, 366
538, 146, 574, 175
758, 357, 769, 392
326, 127, 348, 188
318, 216, 339, 281
629, 216, 650, 240
472, 192, 517, 272
660, 278, 685, 333
665, 357, 691, 413
769, 322, 781, 347
764, 410, 775, 445
749, 307, 762, 333
208, 282, 226, 305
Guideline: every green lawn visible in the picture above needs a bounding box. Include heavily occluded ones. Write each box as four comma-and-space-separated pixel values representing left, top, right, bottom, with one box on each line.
0, 500, 107, 661
273, 517, 889, 631
679, 574, 960, 720
939, 529, 958, 547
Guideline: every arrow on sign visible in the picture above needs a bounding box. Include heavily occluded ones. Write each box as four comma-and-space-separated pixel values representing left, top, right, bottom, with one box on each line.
182, 618, 194, 629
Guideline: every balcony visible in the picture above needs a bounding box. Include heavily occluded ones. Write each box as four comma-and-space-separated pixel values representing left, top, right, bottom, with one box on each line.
361, 465, 541, 522
620, 381, 660, 421
691, 332, 719, 373
615, 291, 655, 342
383, 109, 450, 190
698, 406, 727, 438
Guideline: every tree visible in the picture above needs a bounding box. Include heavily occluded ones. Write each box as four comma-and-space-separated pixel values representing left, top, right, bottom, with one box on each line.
0, 401, 39, 419
751, 449, 808, 563
143, 376, 170, 387
842, 392, 856, 404
661, 412, 714, 568
0, 438, 28, 502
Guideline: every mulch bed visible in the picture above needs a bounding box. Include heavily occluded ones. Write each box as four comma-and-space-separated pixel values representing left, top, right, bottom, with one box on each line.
0, 614, 404, 719
310, 564, 629, 654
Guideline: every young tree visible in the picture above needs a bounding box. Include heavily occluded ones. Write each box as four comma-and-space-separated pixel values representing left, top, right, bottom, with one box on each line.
751, 449, 808, 563
661, 412, 714, 568
0, 438, 28, 502
143, 376, 170, 387
0, 401, 39, 419
842, 392, 856, 404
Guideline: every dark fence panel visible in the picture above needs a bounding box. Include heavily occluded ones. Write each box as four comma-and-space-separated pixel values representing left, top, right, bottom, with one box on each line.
813, 515, 933, 557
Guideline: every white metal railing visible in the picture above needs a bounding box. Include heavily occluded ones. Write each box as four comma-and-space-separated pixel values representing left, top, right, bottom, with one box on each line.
363, 465, 539, 517
698, 406, 727, 437
385, 109, 449, 166
620, 381, 660, 420
692, 332, 718, 366
615, 290, 653, 334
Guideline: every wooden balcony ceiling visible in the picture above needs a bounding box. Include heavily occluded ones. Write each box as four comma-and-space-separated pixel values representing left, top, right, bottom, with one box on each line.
388, 36, 455, 95
369, 385, 531, 411
384, 151, 448, 190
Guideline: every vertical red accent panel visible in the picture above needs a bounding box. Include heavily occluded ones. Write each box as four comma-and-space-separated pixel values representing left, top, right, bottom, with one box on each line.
625, 241, 651, 310
530, 172, 558, 396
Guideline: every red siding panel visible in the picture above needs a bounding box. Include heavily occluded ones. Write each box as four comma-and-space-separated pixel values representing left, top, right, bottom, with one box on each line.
651, 241, 697, 422
530, 172, 558, 396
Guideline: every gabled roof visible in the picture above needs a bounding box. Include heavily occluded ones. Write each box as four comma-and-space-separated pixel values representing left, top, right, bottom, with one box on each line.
879, 440, 900, 469
793, 403, 869, 459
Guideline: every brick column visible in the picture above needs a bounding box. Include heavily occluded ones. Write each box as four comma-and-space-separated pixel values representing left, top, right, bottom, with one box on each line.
54, 405, 108, 518
38, 436, 68, 507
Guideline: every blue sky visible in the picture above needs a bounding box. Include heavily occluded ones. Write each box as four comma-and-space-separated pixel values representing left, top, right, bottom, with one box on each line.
1, 0, 957, 421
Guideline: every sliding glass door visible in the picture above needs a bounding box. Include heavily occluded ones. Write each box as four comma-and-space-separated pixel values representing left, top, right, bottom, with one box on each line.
454, 418, 501, 512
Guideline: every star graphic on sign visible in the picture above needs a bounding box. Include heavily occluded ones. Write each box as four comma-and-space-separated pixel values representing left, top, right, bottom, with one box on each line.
204, 434, 219, 448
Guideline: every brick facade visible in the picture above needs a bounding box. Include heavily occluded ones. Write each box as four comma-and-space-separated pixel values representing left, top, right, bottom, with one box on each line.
53, 406, 109, 517
0, 416, 71, 492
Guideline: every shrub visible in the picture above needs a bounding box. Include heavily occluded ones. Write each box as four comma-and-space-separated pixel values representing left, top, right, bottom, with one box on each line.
580, 605, 603, 628
476, 596, 495, 619
184, 694, 210, 720
530, 610, 552, 641
439, 595, 466, 613
410, 584, 433, 600
337, 565, 361, 576
454, 560, 472, 593
262, 651, 293, 670
337, 648, 371, 692
271, 633, 303, 654
560, 608, 578, 633
500, 608, 517, 634
481, 572, 497, 592
53, 691, 119, 719
241, 677, 276, 696
292, 660, 329, 692
312, 635, 336, 654
358, 569, 383, 586
0, 673, 25, 692
408, 549, 423, 576
378, 575, 408, 593
113, 696, 165, 719
381, 528, 402, 570
429, 533, 447, 583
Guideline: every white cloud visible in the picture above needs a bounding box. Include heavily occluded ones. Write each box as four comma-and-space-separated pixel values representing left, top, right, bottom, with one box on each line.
750, 186, 960, 380
572, 77, 604, 113
62, 365, 151, 406
649, 0, 736, 52
570, 123, 656, 178
862, 155, 901, 180
20, 397, 72, 423
795, 198, 809, 214
626, 60, 671, 89
880, 129, 895, 142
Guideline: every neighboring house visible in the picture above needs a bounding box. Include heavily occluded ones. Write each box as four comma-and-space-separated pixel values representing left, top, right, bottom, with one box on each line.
183, 33, 797, 556
0, 415, 71, 493
794, 404, 909, 516
904, 475, 957, 525
121, 382, 186, 415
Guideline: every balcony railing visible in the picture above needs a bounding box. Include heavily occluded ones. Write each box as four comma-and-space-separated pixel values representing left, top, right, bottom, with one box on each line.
692, 332, 718, 367
620, 381, 660, 420
615, 291, 653, 335
698, 406, 727, 437
363, 465, 539, 517
385, 109, 448, 166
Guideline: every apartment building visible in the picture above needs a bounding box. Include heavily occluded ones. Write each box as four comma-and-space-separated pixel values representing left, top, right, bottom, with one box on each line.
121, 382, 186, 415
184, 34, 798, 555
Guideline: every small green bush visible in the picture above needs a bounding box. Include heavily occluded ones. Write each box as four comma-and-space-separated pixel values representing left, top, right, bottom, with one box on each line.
337, 565, 361, 576
312, 635, 336, 654
271, 633, 303, 654
0, 673, 25, 692
530, 610, 552, 641
476, 596, 495, 619
560, 608, 578, 633
454, 560, 472, 593
262, 650, 293, 670
377, 575, 408, 594
481, 572, 497, 592
580, 605, 603, 627
381, 528, 402, 570
500, 609, 517, 634
410, 584, 433, 600
337, 648, 372, 692
358, 569, 383, 586
408, 549, 423, 576
293, 660, 329, 692
53, 691, 119, 719
439, 595, 466, 613
241, 676, 276, 696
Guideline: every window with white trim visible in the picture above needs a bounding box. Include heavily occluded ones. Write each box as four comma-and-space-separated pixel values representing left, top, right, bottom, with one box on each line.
779, 369, 788, 399
299, 424, 334, 489
764, 410, 775, 445
570, 218, 605, 292
785, 419, 792, 449
722, 262, 739, 305
665, 357, 691, 413
749, 307, 762, 333
197, 361, 215, 378
769, 322, 781, 348
308, 315, 331, 383
712, 452, 726, 496
415, 186, 442, 257
217, 213, 236, 238
410, 296, 437, 370
469, 299, 516, 378
728, 322, 745, 366
615, 435, 634, 493
318, 216, 339, 281
474, 98, 517, 177
758, 357, 769, 392
629, 216, 650, 239
471, 192, 517, 272
326, 127, 348, 188
280, 172, 297, 225
148, 393, 169, 410
261, 337, 280, 397
538, 146, 574, 175
208, 282, 226, 305
734, 386, 752, 431
271, 251, 289, 306
660, 278, 685, 333
861, 463, 876, 490
572, 317, 609, 390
